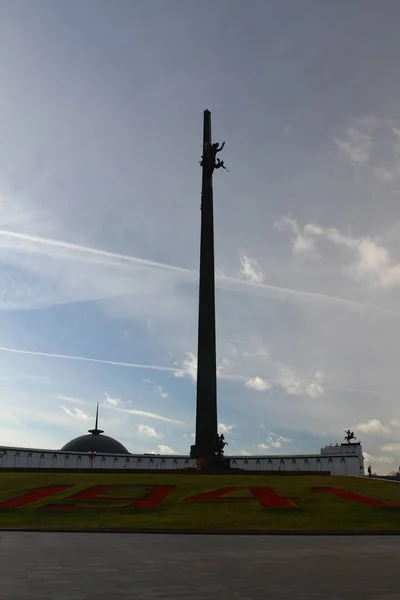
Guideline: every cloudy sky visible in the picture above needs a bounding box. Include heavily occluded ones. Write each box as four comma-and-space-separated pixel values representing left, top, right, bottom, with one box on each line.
1, 1, 400, 472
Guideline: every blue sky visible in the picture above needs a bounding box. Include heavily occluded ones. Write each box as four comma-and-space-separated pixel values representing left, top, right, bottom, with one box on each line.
1, 1, 400, 472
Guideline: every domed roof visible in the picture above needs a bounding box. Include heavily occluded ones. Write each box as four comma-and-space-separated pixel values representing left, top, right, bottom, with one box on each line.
61, 433, 129, 454
60, 403, 130, 455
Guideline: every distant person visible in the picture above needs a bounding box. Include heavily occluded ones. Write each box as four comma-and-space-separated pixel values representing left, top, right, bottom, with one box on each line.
368, 465, 372, 477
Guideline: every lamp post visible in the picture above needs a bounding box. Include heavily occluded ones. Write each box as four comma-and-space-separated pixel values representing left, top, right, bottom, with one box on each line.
88, 450, 97, 469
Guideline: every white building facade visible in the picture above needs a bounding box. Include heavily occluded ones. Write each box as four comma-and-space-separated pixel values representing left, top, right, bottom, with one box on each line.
0, 442, 364, 476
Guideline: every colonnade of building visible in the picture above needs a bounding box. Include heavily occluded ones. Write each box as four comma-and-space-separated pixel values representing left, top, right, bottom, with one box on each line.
0, 443, 364, 476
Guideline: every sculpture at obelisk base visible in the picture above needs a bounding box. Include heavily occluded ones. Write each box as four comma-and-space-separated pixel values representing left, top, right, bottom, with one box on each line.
190, 110, 230, 471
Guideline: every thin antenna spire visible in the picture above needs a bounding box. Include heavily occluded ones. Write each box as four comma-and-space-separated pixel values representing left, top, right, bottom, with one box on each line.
88, 402, 104, 435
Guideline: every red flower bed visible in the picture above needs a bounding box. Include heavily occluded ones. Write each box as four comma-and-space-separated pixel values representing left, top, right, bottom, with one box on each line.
131, 486, 175, 509
313, 486, 398, 507
186, 486, 295, 508
70, 485, 113, 501
0, 485, 72, 509
45, 485, 176, 511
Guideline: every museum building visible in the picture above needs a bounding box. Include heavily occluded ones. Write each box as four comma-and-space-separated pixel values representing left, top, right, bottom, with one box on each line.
0, 406, 364, 476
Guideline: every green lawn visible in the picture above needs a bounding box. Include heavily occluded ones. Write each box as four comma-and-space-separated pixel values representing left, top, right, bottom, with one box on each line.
0, 472, 399, 531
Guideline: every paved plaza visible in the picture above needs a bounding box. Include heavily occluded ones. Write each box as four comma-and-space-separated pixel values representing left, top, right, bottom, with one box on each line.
0, 531, 399, 599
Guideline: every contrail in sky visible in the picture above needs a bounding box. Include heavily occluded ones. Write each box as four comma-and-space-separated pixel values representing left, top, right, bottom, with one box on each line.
1, 229, 400, 317
0, 229, 192, 273
0, 346, 246, 382
0, 346, 178, 373
58, 396, 185, 425
0, 346, 394, 399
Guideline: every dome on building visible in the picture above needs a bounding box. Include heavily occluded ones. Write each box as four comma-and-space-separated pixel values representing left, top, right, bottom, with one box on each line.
60, 403, 130, 455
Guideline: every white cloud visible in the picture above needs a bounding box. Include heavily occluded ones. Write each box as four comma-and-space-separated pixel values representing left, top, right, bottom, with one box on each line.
143, 379, 169, 398
389, 419, 400, 427
241, 450, 251, 456
356, 420, 390, 434
381, 443, 400, 452
265, 432, 292, 449
363, 451, 394, 465
276, 216, 400, 289
277, 367, 303, 395
57, 394, 183, 425
374, 167, 395, 182
257, 443, 270, 450
60, 405, 90, 420
219, 423, 236, 434
137, 424, 160, 438
335, 125, 373, 166
0, 346, 178, 374
155, 385, 169, 399
277, 368, 324, 398
0, 229, 192, 275
103, 393, 121, 406
292, 234, 320, 259
275, 216, 320, 259
173, 352, 197, 381
245, 367, 324, 398
242, 347, 269, 359
57, 395, 86, 405
157, 444, 174, 454
217, 357, 230, 376
245, 376, 271, 392
239, 253, 265, 284
256, 433, 291, 451
305, 373, 325, 399
112, 406, 184, 425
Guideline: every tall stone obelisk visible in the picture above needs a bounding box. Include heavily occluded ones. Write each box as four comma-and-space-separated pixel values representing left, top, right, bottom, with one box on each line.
190, 110, 229, 469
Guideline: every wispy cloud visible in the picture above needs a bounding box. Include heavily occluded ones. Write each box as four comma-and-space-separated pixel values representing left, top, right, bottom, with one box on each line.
137, 424, 160, 438
57, 394, 184, 425
381, 443, 400, 452
363, 452, 394, 465
157, 444, 175, 454
335, 118, 375, 167
276, 215, 400, 290
356, 419, 391, 434
277, 368, 324, 399
57, 395, 86, 405
245, 376, 271, 392
275, 215, 320, 260
217, 270, 400, 317
218, 423, 236, 434
103, 405, 185, 425
257, 432, 292, 450
60, 405, 90, 420
239, 253, 265, 283
143, 379, 169, 398
334, 116, 400, 184
245, 369, 324, 398
0, 346, 178, 373
173, 352, 197, 381
0, 229, 192, 274
103, 393, 121, 406
2, 226, 398, 318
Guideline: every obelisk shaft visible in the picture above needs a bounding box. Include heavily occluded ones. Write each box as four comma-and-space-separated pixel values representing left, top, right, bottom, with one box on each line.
190, 109, 218, 459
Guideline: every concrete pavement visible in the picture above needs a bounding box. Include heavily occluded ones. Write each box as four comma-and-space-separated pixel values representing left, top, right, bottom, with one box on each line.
0, 532, 399, 599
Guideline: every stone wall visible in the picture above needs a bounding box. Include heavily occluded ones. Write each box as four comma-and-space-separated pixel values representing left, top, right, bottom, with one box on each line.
0, 447, 364, 476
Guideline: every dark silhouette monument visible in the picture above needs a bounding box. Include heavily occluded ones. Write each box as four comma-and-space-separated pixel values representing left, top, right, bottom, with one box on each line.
190, 110, 230, 470
344, 430, 358, 444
